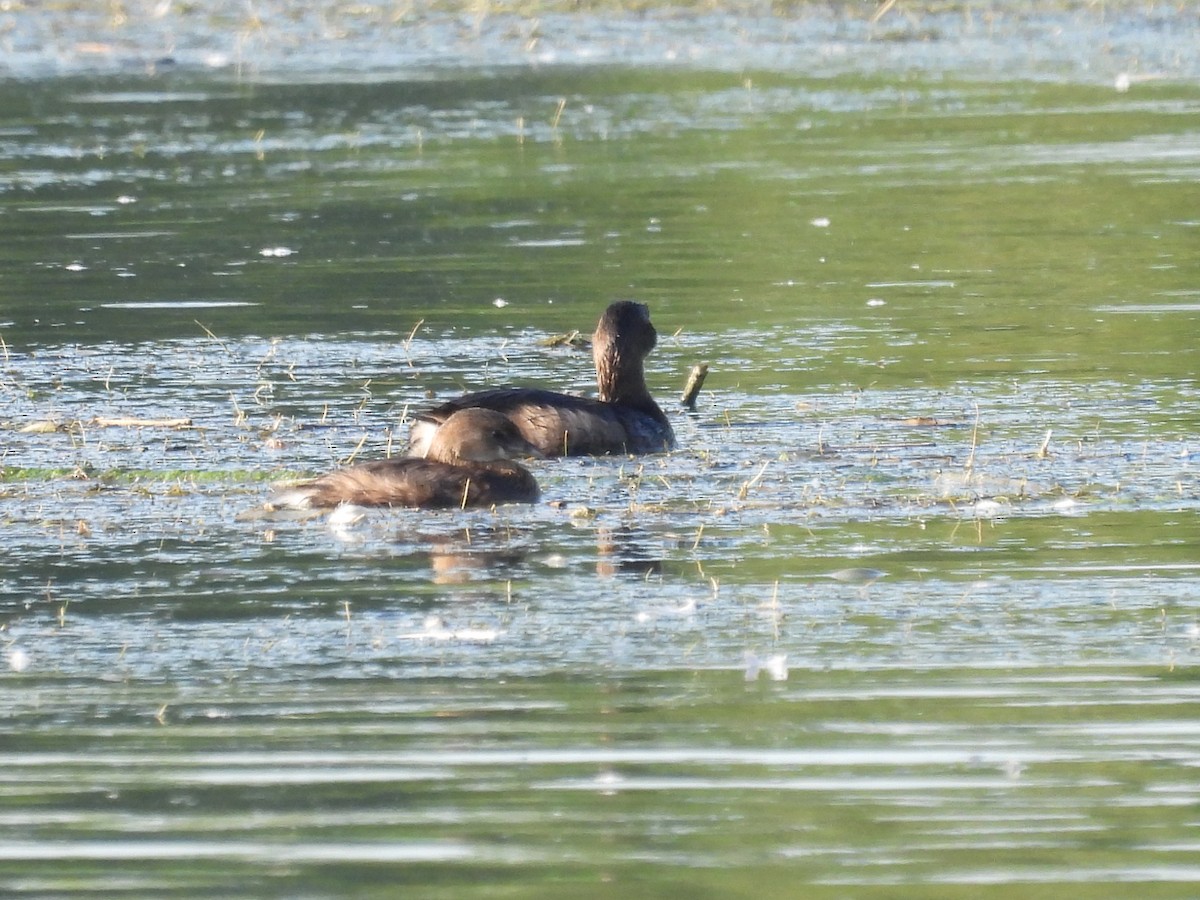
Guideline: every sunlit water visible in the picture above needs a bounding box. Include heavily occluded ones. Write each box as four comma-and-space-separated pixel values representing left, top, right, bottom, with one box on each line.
2, 8, 1200, 898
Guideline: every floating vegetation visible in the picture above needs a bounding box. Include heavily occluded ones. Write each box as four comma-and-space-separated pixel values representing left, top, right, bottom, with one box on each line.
539, 330, 590, 350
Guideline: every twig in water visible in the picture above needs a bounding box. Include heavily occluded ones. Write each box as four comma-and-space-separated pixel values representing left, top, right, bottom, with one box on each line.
681, 363, 709, 410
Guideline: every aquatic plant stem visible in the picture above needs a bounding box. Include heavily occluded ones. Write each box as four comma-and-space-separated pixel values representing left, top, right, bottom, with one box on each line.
870, 0, 899, 25
342, 433, 368, 466
195, 319, 231, 355
965, 402, 980, 472
1036, 429, 1053, 459
403, 319, 424, 367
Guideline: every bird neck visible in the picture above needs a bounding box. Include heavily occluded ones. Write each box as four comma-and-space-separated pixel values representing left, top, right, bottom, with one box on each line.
595, 346, 655, 409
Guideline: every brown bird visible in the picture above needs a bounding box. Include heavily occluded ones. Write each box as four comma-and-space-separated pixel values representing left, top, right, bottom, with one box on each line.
269, 408, 541, 510
408, 300, 675, 457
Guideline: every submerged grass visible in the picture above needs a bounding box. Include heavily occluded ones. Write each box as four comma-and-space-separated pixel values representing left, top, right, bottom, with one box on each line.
0, 465, 289, 485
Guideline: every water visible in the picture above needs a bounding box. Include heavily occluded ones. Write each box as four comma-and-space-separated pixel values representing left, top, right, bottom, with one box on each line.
2, 7, 1200, 897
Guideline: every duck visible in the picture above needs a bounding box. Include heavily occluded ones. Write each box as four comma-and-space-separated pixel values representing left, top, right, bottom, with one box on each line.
268, 408, 541, 510
408, 300, 675, 457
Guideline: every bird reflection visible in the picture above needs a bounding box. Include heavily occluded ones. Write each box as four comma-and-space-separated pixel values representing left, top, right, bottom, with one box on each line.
413, 530, 527, 585
595, 526, 664, 579
408, 524, 664, 585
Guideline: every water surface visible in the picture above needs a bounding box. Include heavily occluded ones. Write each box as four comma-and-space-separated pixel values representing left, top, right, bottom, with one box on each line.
2, 9, 1200, 898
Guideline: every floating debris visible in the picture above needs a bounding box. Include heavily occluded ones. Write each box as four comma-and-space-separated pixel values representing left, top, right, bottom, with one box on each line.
399, 615, 505, 644
633, 598, 699, 624
744, 651, 788, 682
91, 416, 193, 429
828, 567, 886, 585
892, 416, 961, 428
969, 498, 1007, 519
18, 420, 67, 434
18, 416, 195, 433
540, 330, 590, 350
327, 503, 369, 528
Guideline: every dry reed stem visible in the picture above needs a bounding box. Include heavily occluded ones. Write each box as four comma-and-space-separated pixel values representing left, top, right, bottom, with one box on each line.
195, 319, 230, 354
737, 460, 770, 500
342, 432, 368, 466
870, 0, 899, 25
1036, 429, 1053, 459
403, 318, 424, 367
964, 402, 981, 472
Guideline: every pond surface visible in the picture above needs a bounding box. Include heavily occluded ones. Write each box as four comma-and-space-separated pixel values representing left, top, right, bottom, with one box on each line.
2, 7, 1200, 898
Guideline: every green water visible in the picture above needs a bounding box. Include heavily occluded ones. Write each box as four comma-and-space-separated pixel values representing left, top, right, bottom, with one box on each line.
2, 12, 1200, 898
